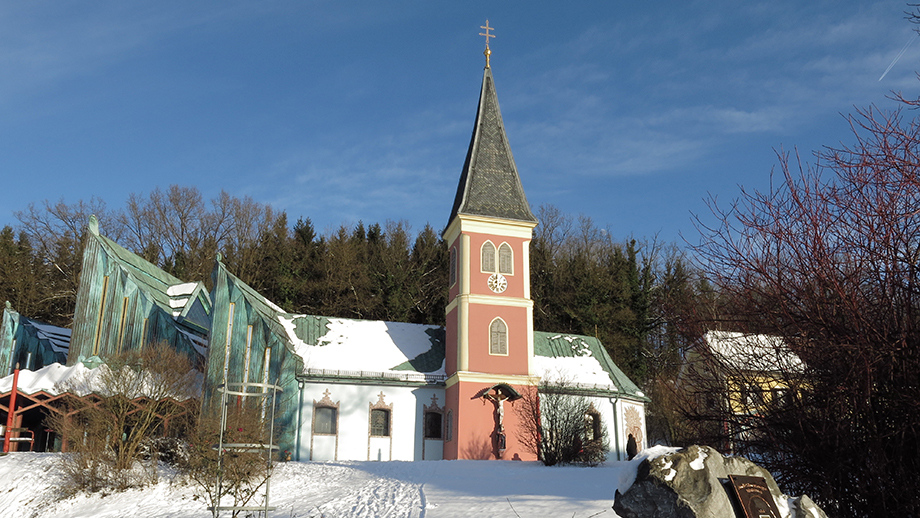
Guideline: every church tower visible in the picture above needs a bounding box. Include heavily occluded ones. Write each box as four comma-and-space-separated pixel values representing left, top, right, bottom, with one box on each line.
443, 23, 541, 460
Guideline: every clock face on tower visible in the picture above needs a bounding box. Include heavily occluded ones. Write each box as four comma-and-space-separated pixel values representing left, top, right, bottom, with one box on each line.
487, 273, 508, 293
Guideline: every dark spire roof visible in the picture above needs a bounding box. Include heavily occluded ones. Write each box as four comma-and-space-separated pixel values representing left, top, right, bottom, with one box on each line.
448, 66, 537, 226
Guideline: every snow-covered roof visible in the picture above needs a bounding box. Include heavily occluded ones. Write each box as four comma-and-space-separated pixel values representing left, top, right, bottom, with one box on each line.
0, 362, 105, 396
166, 282, 198, 297
278, 313, 645, 398
0, 362, 203, 399
533, 332, 646, 399
280, 315, 445, 379
704, 331, 804, 373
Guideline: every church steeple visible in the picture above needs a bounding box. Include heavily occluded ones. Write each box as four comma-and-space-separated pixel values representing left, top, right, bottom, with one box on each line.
448, 45, 537, 227
442, 27, 540, 461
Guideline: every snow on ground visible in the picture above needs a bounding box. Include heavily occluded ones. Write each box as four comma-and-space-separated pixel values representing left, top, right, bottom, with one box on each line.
0, 451, 670, 518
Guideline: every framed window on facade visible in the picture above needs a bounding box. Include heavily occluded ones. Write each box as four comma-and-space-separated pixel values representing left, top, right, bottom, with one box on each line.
424, 411, 443, 439
449, 247, 458, 286
314, 407, 337, 435
498, 243, 513, 275
370, 409, 391, 437
489, 318, 508, 355
481, 241, 496, 273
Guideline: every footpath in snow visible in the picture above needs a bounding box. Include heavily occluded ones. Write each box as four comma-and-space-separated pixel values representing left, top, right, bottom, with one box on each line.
0, 449, 673, 518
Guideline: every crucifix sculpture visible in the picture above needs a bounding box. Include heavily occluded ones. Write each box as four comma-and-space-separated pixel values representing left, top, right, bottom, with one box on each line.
484, 386, 510, 458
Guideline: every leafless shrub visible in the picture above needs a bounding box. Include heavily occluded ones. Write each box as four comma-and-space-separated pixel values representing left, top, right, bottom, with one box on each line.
47, 343, 199, 492
180, 401, 277, 517
517, 380, 609, 466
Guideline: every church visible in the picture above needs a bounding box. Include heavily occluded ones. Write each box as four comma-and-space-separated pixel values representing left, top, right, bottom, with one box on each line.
202, 37, 647, 462
1, 33, 647, 462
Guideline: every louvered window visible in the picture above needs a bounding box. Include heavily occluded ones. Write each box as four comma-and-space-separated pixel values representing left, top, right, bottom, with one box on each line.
490, 318, 508, 355
498, 243, 513, 274
481, 242, 496, 272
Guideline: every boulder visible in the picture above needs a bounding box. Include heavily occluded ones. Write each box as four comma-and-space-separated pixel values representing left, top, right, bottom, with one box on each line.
613, 445, 827, 518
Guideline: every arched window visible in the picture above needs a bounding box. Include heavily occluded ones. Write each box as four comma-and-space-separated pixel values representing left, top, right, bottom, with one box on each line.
481, 241, 496, 273
370, 409, 391, 437
449, 247, 458, 286
498, 243, 513, 274
489, 318, 508, 355
585, 411, 601, 442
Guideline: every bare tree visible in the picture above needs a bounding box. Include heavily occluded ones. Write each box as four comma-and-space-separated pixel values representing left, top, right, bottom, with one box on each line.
688, 102, 920, 517
13, 197, 115, 324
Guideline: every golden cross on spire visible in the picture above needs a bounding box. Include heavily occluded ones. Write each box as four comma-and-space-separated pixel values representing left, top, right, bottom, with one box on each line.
480, 20, 495, 68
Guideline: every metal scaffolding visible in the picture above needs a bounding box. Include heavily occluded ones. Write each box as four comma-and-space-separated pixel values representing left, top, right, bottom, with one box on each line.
209, 380, 282, 518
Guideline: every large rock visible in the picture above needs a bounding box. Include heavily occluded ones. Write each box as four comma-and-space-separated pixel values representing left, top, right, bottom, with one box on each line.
613, 445, 827, 518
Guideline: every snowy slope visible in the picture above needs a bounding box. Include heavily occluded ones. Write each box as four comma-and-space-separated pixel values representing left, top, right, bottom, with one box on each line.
0, 450, 676, 518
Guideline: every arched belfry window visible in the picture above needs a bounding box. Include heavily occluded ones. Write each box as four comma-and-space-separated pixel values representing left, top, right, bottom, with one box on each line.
481, 241, 496, 273
489, 318, 508, 355
498, 243, 513, 275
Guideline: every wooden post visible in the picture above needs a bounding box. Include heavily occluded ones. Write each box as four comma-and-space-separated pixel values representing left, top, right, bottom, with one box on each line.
3, 363, 20, 453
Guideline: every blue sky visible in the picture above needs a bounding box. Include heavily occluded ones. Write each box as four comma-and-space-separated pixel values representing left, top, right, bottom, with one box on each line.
2, 1, 919, 247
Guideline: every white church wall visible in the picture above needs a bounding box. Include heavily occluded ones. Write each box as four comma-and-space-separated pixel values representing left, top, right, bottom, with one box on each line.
611, 398, 646, 461
298, 380, 446, 461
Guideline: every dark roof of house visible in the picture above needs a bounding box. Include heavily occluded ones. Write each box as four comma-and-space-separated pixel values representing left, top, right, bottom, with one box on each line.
448, 66, 537, 226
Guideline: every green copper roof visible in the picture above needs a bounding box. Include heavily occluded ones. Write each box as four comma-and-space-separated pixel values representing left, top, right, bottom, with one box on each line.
449, 66, 537, 226
533, 331, 647, 400
93, 233, 183, 314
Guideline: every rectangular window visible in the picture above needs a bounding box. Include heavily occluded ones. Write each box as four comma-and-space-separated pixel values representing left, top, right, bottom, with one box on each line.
261, 347, 271, 420
370, 409, 390, 436
223, 303, 234, 383
424, 412, 443, 439
117, 296, 129, 354
315, 407, 337, 435
449, 248, 457, 286
243, 325, 253, 384
445, 410, 453, 441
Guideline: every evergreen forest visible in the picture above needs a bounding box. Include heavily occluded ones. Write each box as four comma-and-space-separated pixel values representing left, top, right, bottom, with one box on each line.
0, 186, 703, 440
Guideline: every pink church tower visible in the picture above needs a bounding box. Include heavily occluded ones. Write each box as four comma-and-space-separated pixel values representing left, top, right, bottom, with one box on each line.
443, 25, 541, 460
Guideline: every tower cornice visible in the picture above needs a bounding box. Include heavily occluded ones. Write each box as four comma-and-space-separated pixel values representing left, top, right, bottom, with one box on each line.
443, 213, 537, 245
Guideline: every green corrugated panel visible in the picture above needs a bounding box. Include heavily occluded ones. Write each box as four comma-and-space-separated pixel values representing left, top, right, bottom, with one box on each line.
533, 331, 646, 401
96, 233, 181, 313
289, 316, 331, 346
68, 223, 208, 365
205, 260, 305, 455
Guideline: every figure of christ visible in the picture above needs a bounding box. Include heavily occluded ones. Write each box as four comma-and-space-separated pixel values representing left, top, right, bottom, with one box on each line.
484, 388, 510, 458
